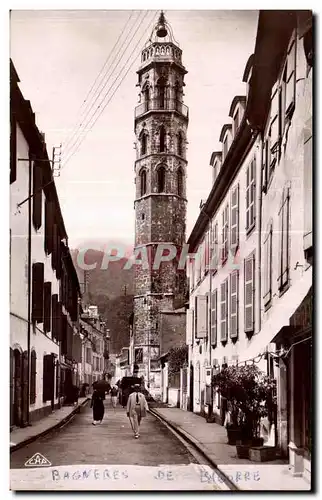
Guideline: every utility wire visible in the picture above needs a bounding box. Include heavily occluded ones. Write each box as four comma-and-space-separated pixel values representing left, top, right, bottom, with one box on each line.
63, 10, 146, 159
62, 10, 157, 169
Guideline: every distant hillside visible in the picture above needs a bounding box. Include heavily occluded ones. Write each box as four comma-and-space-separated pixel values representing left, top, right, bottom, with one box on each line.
71, 246, 134, 354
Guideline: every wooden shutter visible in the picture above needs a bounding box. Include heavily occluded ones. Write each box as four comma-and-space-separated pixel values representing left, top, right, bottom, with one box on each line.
278, 187, 290, 289
32, 162, 42, 231
220, 279, 228, 342
21, 350, 28, 424
230, 270, 239, 339
204, 231, 210, 272
30, 350, 37, 404
51, 294, 58, 341
196, 295, 208, 339
285, 37, 296, 116
56, 360, 60, 399
244, 253, 255, 333
32, 262, 44, 324
250, 158, 256, 226
56, 238, 62, 280
52, 223, 58, 271
43, 354, 54, 402
186, 309, 194, 345
57, 302, 63, 342
44, 198, 54, 255
43, 282, 52, 334
263, 225, 273, 305
231, 184, 239, 249
270, 85, 280, 166
10, 110, 16, 184
211, 289, 217, 346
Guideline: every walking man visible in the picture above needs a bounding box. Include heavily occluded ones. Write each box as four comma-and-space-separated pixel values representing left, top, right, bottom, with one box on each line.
110, 385, 119, 411
126, 384, 149, 439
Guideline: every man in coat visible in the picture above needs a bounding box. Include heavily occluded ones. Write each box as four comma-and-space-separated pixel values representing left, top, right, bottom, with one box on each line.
126, 384, 149, 439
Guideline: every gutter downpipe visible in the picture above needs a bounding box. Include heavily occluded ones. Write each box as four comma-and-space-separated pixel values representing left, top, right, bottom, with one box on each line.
26, 153, 32, 426
257, 133, 263, 338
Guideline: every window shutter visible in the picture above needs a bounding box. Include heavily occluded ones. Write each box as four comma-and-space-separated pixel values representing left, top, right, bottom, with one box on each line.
52, 223, 58, 271
263, 225, 273, 305
57, 302, 63, 342
278, 188, 290, 289
270, 85, 280, 166
45, 198, 54, 255
231, 184, 239, 249
43, 354, 54, 403
43, 282, 52, 334
196, 295, 208, 338
56, 361, 60, 399
56, 238, 62, 280
285, 38, 296, 116
220, 279, 228, 342
30, 350, 36, 404
32, 262, 44, 324
51, 294, 58, 341
251, 158, 256, 225
32, 162, 42, 231
262, 139, 269, 192
61, 311, 67, 354
186, 309, 194, 345
244, 253, 255, 333
230, 270, 239, 339
211, 289, 217, 346
10, 110, 16, 184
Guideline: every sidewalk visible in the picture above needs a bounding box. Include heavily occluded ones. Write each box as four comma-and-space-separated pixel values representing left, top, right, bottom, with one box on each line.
150, 407, 311, 491
10, 397, 90, 452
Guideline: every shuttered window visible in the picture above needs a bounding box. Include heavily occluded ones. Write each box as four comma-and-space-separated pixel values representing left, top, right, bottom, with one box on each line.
43, 282, 52, 334
220, 279, 228, 342
30, 350, 36, 404
44, 197, 54, 255
61, 312, 67, 354
10, 109, 16, 184
270, 84, 280, 167
278, 187, 290, 291
32, 162, 42, 231
56, 361, 60, 399
231, 184, 239, 250
51, 294, 58, 341
32, 262, 44, 324
56, 302, 63, 342
230, 270, 239, 339
244, 252, 255, 334
211, 289, 217, 346
210, 221, 218, 273
246, 159, 256, 232
186, 309, 194, 345
285, 37, 296, 117
221, 204, 229, 263
43, 354, 54, 403
195, 295, 208, 339
52, 223, 58, 271
204, 231, 210, 273
263, 224, 273, 306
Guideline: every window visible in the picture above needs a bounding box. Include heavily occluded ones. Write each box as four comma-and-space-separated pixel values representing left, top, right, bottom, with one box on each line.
195, 295, 208, 339
278, 187, 290, 291
246, 159, 256, 232
32, 162, 42, 231
159, 125, 166, 152
44, 197, 54, 255
135, 348, 143, 364
140, 132, 148, 156
44, 282, 52, 334
174, 81, 180, 103
231, 184, 239, 250
177, 132, 183, 156
157, 165, 166, 192
220, 279, 228, 342
263, 224, 273, 307
10, 109, 16, 184
223, 137, 228, 159
230, 270, 239, 339
30, 350, 36, 404
32, 262, 44, 324
210, 221, 218, 273
268, 85, 280, 172
211, 289, 217, 346
144, 86, 150, 111
157, 78, 166, 109
244, 252, 255, 334
140, 169, 147, 196
221, 204, 229, 263
56, 360, 60, 399
233, 109, 240, 136
43, 354, 54, 403
285, 36, 296, 118
177, 168, 183, 196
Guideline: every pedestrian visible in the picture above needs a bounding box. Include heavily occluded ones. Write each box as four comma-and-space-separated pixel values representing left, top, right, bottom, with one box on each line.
110, 385, 119, 411
90, 385, 105, 425
126, 384, 149, 439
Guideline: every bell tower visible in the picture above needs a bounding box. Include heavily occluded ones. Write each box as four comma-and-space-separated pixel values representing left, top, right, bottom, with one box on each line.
132, 12, 189, 394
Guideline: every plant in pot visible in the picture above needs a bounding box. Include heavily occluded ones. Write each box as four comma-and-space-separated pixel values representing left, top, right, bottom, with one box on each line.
212, 364, 276, 456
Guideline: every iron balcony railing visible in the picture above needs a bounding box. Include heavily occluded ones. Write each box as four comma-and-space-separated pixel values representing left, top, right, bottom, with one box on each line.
135, 98, 189, 119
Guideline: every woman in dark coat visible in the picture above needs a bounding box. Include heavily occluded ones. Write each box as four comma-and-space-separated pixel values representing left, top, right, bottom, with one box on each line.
90, 387, 105, 425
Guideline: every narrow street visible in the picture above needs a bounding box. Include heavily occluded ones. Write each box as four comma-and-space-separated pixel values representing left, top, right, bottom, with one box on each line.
10, 399, 225, 490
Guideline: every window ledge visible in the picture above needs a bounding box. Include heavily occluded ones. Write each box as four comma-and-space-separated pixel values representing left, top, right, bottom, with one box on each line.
278, 281, 291, 298
264, 300, 272, 313
246, 222, 256, 237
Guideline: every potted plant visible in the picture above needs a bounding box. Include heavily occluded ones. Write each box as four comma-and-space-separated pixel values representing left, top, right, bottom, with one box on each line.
212, 364, 276, 457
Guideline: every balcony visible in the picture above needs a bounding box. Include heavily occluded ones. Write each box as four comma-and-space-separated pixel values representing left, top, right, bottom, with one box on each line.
135, 98, 189, 120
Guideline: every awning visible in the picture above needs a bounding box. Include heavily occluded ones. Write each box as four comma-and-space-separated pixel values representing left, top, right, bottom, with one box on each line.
239, 268, 312, 363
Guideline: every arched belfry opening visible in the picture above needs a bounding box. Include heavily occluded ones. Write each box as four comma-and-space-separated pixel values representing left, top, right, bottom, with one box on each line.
139, 130, 148, 156
157, 165, 166, 192
159, 125, 166, 152
177, 168, 183, 196
140, 168, 147, 196
177, 131, 183, 157
157, 77, 167, 109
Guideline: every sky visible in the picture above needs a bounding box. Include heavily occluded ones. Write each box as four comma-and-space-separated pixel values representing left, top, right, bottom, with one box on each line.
10, 9, 259, 250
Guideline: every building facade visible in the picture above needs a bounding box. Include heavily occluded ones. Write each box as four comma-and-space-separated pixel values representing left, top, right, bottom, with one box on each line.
10, 60, 82, 427
185, 10, 312, 484
132, 12, 188, 395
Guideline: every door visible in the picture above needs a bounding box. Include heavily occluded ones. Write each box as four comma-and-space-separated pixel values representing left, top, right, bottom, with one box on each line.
189, 363, 194, 412
13, 349, 22, 426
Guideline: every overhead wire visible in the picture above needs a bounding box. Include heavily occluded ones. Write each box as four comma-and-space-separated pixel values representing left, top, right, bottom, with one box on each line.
62, 10, 141, 155
62, 10, 158, 169
62, 10, 148, 160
